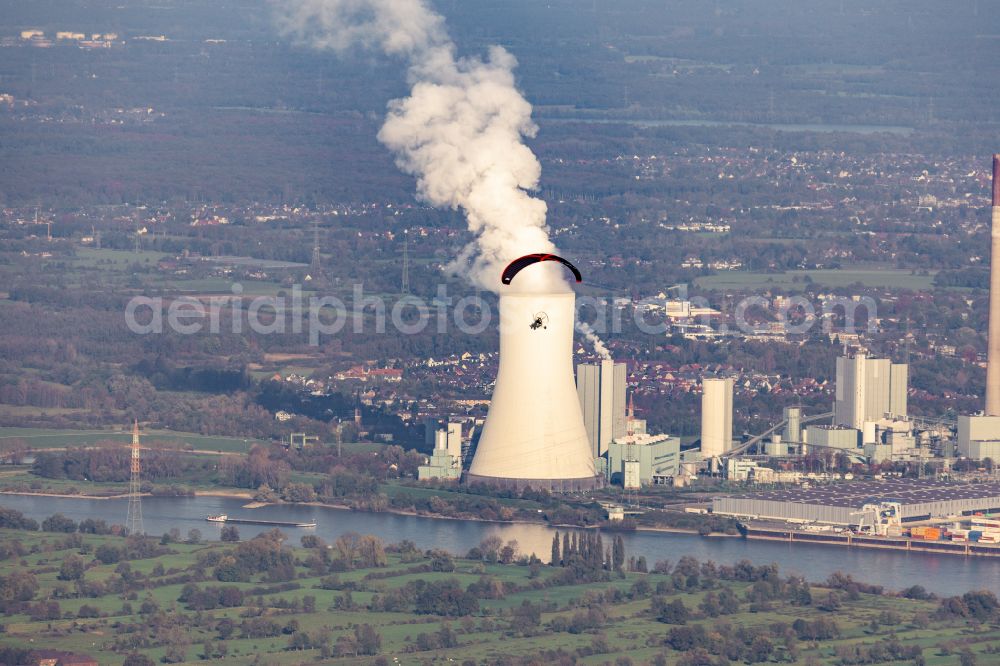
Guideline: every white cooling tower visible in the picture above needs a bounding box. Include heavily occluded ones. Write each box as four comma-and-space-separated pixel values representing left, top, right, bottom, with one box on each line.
467, 292, 602, 491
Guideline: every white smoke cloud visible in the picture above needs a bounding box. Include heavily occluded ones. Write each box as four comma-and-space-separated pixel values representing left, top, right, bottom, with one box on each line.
576, 321, 612, 361
276, 0, 566, 293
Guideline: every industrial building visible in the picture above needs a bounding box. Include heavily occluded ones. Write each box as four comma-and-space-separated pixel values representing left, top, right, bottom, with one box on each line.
418, 421, 463, 481
712, 479, 1000, 525
467, 292, 602, 491
957, 415, 1000, 461
606, 433, 680, 488
700, 377, 734, 458
805, 424, 860, 450
783, 407, 802, 446
576, 359, 626, 458
834, 352, 908, 430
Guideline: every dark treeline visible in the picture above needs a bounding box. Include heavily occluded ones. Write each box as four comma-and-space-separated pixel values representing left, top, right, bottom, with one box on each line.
32, 447, 205, 483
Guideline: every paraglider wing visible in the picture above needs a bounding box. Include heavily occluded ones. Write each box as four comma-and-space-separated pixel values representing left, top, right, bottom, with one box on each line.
500, 253, 583, 285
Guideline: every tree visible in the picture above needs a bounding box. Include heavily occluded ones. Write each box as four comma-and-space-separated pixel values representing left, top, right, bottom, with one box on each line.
42, 513, 77, 533
748, 635, 774, 664
122, 653, 156, 666
0, 571, 38, 606
186, 528, 202, 544
657, 599, 689, 625
358, 535, 387, 568
478, 535, 502, 563
95, 543, 122, 565
613, 535, 625, 570
58, 554, 85, 581
220, 525, 240, 542
499, 540, 518, 565
354, 624, 382, 656
334, 531, 361, 568
551, 532, 561, 566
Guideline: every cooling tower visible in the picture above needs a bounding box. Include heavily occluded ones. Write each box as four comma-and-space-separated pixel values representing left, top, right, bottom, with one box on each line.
467, 292, 603, 491
987, 154, 1000, 415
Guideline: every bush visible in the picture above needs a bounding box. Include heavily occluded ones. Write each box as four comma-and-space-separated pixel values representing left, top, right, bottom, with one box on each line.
42, 513, 77, 533
0, 508, 38, 531
95, 544, 123, 565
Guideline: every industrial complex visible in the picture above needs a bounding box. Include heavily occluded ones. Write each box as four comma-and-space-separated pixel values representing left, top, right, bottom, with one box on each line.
713, 479, 1000, 526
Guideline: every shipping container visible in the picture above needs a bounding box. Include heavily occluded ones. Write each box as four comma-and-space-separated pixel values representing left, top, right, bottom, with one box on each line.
971, 518, 1000, 530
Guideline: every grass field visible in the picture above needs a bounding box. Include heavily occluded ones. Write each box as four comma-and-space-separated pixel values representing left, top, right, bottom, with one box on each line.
695, 267, 937, 291
72, 247, 168, 268
0, 427, 268, 453
0, 524, 997, 665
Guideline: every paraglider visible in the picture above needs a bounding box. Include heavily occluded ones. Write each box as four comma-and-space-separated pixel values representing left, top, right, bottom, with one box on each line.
529, 312, 549, 330
500, 253, 583, 286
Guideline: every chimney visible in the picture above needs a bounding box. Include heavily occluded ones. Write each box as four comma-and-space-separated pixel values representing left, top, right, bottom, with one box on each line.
987, 155, 1000, 415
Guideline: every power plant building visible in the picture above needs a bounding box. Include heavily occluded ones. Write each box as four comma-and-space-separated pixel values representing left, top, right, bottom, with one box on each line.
576, 359, 627, 458
805, 425, 861, 451
713, 479, 1000, 525
957, 415, 1000, 461
700, 377, 734, 458
782, 407, 803, 445
467, 292, 602, 491
834, 353, 908, 430
606, 433, 680, 488
418, 422, 463, 481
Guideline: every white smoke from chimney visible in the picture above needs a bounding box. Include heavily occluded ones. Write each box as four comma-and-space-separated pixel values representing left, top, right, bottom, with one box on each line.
275, 0, 566, 293
576, 321, 612, 361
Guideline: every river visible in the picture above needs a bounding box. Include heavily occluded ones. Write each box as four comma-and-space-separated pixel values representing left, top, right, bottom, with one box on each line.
3, 494, 997, 597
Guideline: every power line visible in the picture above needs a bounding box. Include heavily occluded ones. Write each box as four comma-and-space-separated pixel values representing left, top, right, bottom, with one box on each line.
125, 420, 144, 536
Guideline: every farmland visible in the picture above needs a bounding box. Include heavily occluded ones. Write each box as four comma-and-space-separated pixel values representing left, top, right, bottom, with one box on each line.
0, 427, 267, 453
694, 267, 937, 292
0, 519, 998, 665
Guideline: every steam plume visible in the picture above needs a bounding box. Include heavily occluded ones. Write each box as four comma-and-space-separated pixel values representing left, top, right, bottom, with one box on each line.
576, 321, 611, 361
276, 0, 565, 293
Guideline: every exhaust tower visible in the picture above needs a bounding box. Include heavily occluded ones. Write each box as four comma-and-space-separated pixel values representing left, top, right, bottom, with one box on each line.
987, 154, 1000, 415
467, 291, 602, 491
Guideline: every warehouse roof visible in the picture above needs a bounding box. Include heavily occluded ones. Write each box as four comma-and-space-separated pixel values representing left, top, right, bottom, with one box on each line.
721, 479, 1000, 509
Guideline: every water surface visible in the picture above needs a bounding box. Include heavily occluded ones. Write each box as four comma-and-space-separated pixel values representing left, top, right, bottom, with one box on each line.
3, 494, 996, 596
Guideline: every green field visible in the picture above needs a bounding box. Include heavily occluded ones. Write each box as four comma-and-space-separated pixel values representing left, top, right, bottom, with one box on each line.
72, 247, 169, 268
0, 427, 267, 453
0, 524, 997, 665
695, 267, 937, 291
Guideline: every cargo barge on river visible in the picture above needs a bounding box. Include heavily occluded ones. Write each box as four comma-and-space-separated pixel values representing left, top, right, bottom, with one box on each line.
206, 514, 316, 528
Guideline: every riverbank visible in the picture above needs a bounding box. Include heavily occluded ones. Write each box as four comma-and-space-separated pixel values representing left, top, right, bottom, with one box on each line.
2, 493, 999, 595
0, 487, 740, 537
745, 524, 1000, 559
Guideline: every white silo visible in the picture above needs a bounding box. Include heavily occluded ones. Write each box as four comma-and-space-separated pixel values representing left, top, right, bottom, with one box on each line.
467, 291, 602, 491
700, 377, 734, 458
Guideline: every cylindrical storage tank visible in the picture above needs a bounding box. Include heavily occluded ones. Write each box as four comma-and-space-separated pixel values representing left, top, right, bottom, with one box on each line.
862, 421, 877, 445
782, 407, 801, 443
467, 292, 601, 491
701, 377, 734, 458
765, 434, 783, 457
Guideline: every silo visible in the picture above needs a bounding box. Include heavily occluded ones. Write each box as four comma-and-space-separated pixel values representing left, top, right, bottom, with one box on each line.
466, 292, 602, 491
765, 434, 784, 457
782, 407, 802, 444
701, 377, 734, 458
